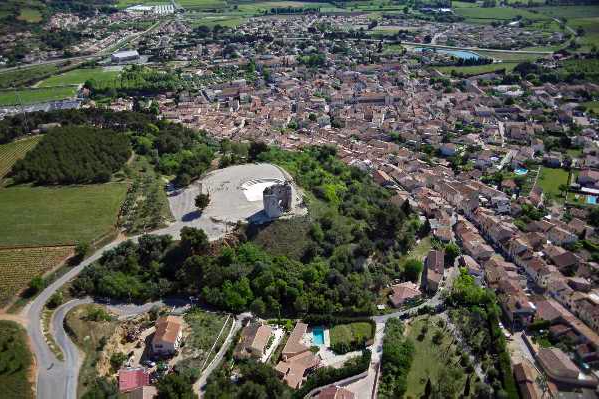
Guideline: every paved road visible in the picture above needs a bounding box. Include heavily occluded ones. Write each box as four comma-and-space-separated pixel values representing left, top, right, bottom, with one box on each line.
52, 298, 93, 399
24, 175, 230, 399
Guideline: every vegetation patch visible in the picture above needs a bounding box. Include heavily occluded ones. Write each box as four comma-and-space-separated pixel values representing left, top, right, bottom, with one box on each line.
0, 320, 34, 399
64, 304, 119, 398
16, 8, 42, 23
11, 126, 130, 185
176, 309, 229, 375
329, 322, 374, 354
405, 315, 472, 398
246, 216, 313, 261
0, 183, 127, 247
437, 62, 519, 77
0, 246, 73, 307
0, 136, 41, 179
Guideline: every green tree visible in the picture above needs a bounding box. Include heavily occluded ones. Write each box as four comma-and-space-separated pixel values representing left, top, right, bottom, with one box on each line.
444, 242, 461, 266
404, 259, 423, 283
180, 227, 210, 256
156, 373, 198, 399
195, 193, 210, 211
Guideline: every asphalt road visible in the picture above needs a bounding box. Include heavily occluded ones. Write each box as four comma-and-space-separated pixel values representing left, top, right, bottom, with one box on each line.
24, 175, 228, 399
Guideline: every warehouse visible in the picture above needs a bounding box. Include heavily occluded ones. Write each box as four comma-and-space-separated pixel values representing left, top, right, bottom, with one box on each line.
111, 50, 140, 64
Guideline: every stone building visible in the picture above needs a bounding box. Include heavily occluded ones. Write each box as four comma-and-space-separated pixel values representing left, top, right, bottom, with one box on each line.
263, 182, 292, 218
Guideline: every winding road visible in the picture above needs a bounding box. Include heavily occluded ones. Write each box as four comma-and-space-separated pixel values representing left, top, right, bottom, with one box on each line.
17, 178, 230, 399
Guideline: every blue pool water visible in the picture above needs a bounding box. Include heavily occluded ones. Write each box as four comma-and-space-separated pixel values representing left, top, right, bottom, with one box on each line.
413, 47, 480, 60
515, 168, 528, 176
587, 196, 597, 205
312, 327, 325, 346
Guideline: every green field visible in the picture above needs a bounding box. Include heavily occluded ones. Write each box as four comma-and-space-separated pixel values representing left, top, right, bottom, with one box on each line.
568, 17, 599, 51
0, 183, 127, 247
16, 7, 42, 23
534, 5, 599, 19
0, 136, 41, 179
405, 316, 472, 398
475, 50, 544, 62
179, 0, 229, 9
0, 64, 61, 89
237, 1, 330, 13
189, 15, 247, 28
179, 309, 229, 371
329, 322, 374, 349
0, 87, 77, 106
0, 321, 34, 399
437, 62, 519, 76
583, 101, 599, 113
536, 166, 569, 200
38, 68, 120, 87
455, 6, 550, 23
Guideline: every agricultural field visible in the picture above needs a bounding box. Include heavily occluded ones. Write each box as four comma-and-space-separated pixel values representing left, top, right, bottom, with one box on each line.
37, 68, 120, 87
65, 304, 119, 398
120, 156, 174, 235
436, 62, 519, 76
189, 15, 247, 28
559, 58, 599, 84
0, 86, 77, 106
0, 183, 127, 247
534, 5, 599, 19
179, 0, 230, 9
237, 1, 331, 13
536, 166, 570, 201
329, 322, 374, 350
0, 64, 61, 89
405, 315, 474, 398
0, 246, 73, 307
568, 17, 599, 51
474, 50, 543, 62
0, 321, 34, 399
0, 136, 41, 179
454, 6, 550, 23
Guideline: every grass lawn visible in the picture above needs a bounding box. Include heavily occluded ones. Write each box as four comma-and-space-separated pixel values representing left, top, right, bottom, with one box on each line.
405, 316, 471, 398
0, 136, 42, 179
65, 304, 119, 398
0, 183, 127, 247
38, 68, 120, 87
0, 87, 77, 106
436, 62, 518, 76
329, 322, 374, 347
0, 321, 34, 399
178, 0, 229, 9
536, 166, 569, 201
535, 5, 599, 19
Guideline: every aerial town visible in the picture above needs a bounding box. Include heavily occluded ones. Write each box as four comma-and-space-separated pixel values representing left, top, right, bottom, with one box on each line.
0, 0, 599, 399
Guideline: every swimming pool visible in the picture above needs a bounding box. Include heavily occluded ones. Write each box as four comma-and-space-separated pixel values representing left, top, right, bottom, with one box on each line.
587, 196, 597, 205
413, 47, 480, 60
515, 168, 528, 176
312, 327, 325, 346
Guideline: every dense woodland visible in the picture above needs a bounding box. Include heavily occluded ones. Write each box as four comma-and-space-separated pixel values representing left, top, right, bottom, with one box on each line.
11, 126, 130, 185
71, 145, 415, 316
2, 109, 215, 187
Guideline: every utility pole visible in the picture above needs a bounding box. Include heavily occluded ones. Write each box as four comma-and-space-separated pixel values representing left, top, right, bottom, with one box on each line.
15, 88, 29, 134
